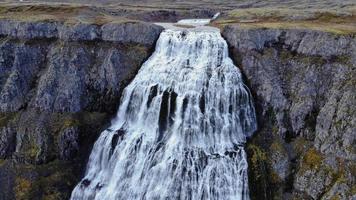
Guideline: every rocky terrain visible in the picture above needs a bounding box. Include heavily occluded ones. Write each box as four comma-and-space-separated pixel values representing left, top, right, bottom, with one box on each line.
223, 26, 356, 200
0, 19, 162, 199
0, 1, 355, 200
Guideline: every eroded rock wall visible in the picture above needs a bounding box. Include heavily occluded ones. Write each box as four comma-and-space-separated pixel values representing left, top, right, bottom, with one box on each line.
223, 26, 356, 200
0, 19, 355, 200
0, 20, 163, 200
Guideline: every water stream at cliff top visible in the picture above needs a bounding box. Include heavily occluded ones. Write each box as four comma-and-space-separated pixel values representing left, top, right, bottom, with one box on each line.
70, 17, 257, 200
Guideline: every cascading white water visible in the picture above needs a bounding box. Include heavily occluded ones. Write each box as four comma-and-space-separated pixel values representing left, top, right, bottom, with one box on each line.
70, 20, 257, 200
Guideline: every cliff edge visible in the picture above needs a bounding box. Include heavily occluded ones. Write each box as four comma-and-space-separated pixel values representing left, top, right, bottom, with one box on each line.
0, 19, 163, 200
223, 26, 355, 200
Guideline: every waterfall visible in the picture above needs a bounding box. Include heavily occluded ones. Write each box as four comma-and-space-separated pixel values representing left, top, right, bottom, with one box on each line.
70, 21, 257, 200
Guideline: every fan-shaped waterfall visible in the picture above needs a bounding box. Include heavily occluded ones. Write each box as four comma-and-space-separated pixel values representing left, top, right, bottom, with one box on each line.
70, 19, 257, 200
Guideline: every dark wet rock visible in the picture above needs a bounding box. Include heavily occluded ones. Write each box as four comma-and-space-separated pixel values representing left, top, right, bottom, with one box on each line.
58, 126, 79, 160
0, 126, 16, 159
110, 129, 125, 154
223, 25, 356, 199
0, 161, 16, 200
81, 179, 91, 187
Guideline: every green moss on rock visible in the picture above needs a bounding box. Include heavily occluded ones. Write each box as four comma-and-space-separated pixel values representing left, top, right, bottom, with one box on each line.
270, 140, 285, 153
299, 55, 325, 66
280, 48, 327, 67
332, 54, 352, 65
0, 159, 6, 167
27, 144, 40, 159
246, 143, 272, 200
330, 195, 341, 200
302, 148, 323, 171
13, 160, 78, 200
329, 160, 348, 186
15, 177, 32, 200
248, 144, 267, 176
265, 107, 277, 124
0, 112, 17, 128
270, 171, 282, 184
271, 125, 279, 135
43, 192, 62, 200
62, 118, 80, 129
351, 185, 356, 195
292, 137, 310, 156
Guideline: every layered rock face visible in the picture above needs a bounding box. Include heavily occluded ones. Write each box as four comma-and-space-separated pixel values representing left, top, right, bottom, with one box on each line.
0, 18, 355, 200
223, 26, 356, 200
0, 20, 163, 200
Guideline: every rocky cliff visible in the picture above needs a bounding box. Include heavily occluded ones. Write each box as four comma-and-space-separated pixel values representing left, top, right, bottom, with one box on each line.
223, 26, 356, 200
0, 18, 355, 200
0, 19, 163, 200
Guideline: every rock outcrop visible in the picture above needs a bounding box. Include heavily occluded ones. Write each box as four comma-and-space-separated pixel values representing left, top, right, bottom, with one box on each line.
0, 17, 355, 200
0, 19, 163, 200
223, 26, 356, 200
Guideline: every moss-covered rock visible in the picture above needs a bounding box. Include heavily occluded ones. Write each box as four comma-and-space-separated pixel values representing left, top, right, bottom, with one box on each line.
246, 143, 270, 200
0, 112, 18, 128
0, 109, 113, 197
8, 159, 77, 200
14, 177, 32, 200
301, 148, 323, 172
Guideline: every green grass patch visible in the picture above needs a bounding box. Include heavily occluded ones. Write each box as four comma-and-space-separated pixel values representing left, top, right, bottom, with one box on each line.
215, 6, 356, 35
